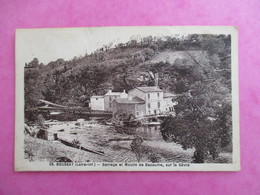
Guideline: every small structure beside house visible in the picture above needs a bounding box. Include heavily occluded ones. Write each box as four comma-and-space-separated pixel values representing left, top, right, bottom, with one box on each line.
104, 89, 128, 111
163, 92, 177, 114
89, 90, 128, 111
90, 96, 105, 111
112, 96, 146, 118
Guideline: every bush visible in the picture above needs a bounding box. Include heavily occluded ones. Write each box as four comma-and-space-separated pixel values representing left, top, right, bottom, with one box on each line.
141, 48, 155, 61
148, 152, 161, 163
35, 114, 45, 127
130, 136, 144, 162
71, 139, 81, 147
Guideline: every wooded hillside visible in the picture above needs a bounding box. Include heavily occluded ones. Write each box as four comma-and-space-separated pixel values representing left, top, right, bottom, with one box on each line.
25, 34, 231, 120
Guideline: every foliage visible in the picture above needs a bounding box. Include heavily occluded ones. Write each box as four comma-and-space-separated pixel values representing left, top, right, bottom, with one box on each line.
148, 151, 161, 163
157, 34, 232, 163
161, 81, 232, 163
71, 139, 81, 147
24, 67, 44, 110
141, 48, 155, 61
130, 136, 144, 162
35, 114, 45, 127
25, 58, 40, 68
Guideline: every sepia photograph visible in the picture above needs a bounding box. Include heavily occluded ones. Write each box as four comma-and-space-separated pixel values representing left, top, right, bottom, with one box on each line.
15, 26, 239, 171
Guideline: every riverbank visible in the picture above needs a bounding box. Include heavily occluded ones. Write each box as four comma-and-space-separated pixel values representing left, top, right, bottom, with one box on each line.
24, 135, 110, 162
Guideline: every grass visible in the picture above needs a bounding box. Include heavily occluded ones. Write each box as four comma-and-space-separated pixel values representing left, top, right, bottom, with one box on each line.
24, 135, 109, 162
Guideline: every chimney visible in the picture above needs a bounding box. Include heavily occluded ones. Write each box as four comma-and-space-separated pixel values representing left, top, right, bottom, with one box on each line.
121, 89, 128, 99
108, 89, 112, 93
123, 89, 126, 93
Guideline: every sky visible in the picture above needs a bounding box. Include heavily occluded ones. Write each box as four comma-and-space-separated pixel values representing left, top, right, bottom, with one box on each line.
16, 26, 233, 66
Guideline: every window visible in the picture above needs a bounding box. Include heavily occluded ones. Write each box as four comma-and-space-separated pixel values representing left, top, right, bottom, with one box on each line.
136, 111, 139, 116
109, 97, 112, 101
158, 102, 160, 108
96, 98, 98, 100
148, 93, 150, 99
157, 93, 160, 98
148, 103, 150, 108
109, 103, 111, 108
148, 110, 151, 115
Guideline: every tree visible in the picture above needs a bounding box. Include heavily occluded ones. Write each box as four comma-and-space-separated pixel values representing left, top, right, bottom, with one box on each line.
141, 48, 155, 61
131, 136, 144, 162
24, 68, 45, 122
24, 68, 40, 105
133, 52, 145, 64
201, 35, 227, 56
149, 43, 158, 52
26, 58, 39, 68
161, 81, 232, 163
35, 114, 45, 127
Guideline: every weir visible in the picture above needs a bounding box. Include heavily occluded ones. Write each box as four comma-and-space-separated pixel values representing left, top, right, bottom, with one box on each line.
30, 99, 113, 117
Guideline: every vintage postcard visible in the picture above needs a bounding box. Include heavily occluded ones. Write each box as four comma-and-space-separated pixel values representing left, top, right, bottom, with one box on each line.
15, 26, 240, 171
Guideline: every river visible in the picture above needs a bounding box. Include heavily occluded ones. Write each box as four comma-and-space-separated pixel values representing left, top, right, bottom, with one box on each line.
43, 110, 232, 163
44, 116, 197, 163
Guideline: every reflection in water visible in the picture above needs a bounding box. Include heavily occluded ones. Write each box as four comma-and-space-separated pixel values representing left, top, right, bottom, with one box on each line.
136, 125, 162, 141
115, 125, 163, 141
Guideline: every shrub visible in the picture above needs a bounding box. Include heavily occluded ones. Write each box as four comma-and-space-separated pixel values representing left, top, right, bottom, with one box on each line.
71, 139, 81, 147
130, 136, 144, 162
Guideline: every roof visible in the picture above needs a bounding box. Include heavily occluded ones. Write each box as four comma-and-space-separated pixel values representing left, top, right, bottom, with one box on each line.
113, 97, 145, 104
134, 86, 163, 93
105, 91, 123, 96
163, 93, 175, 98
91, 95, 104, 98
39, 99, 67, 108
